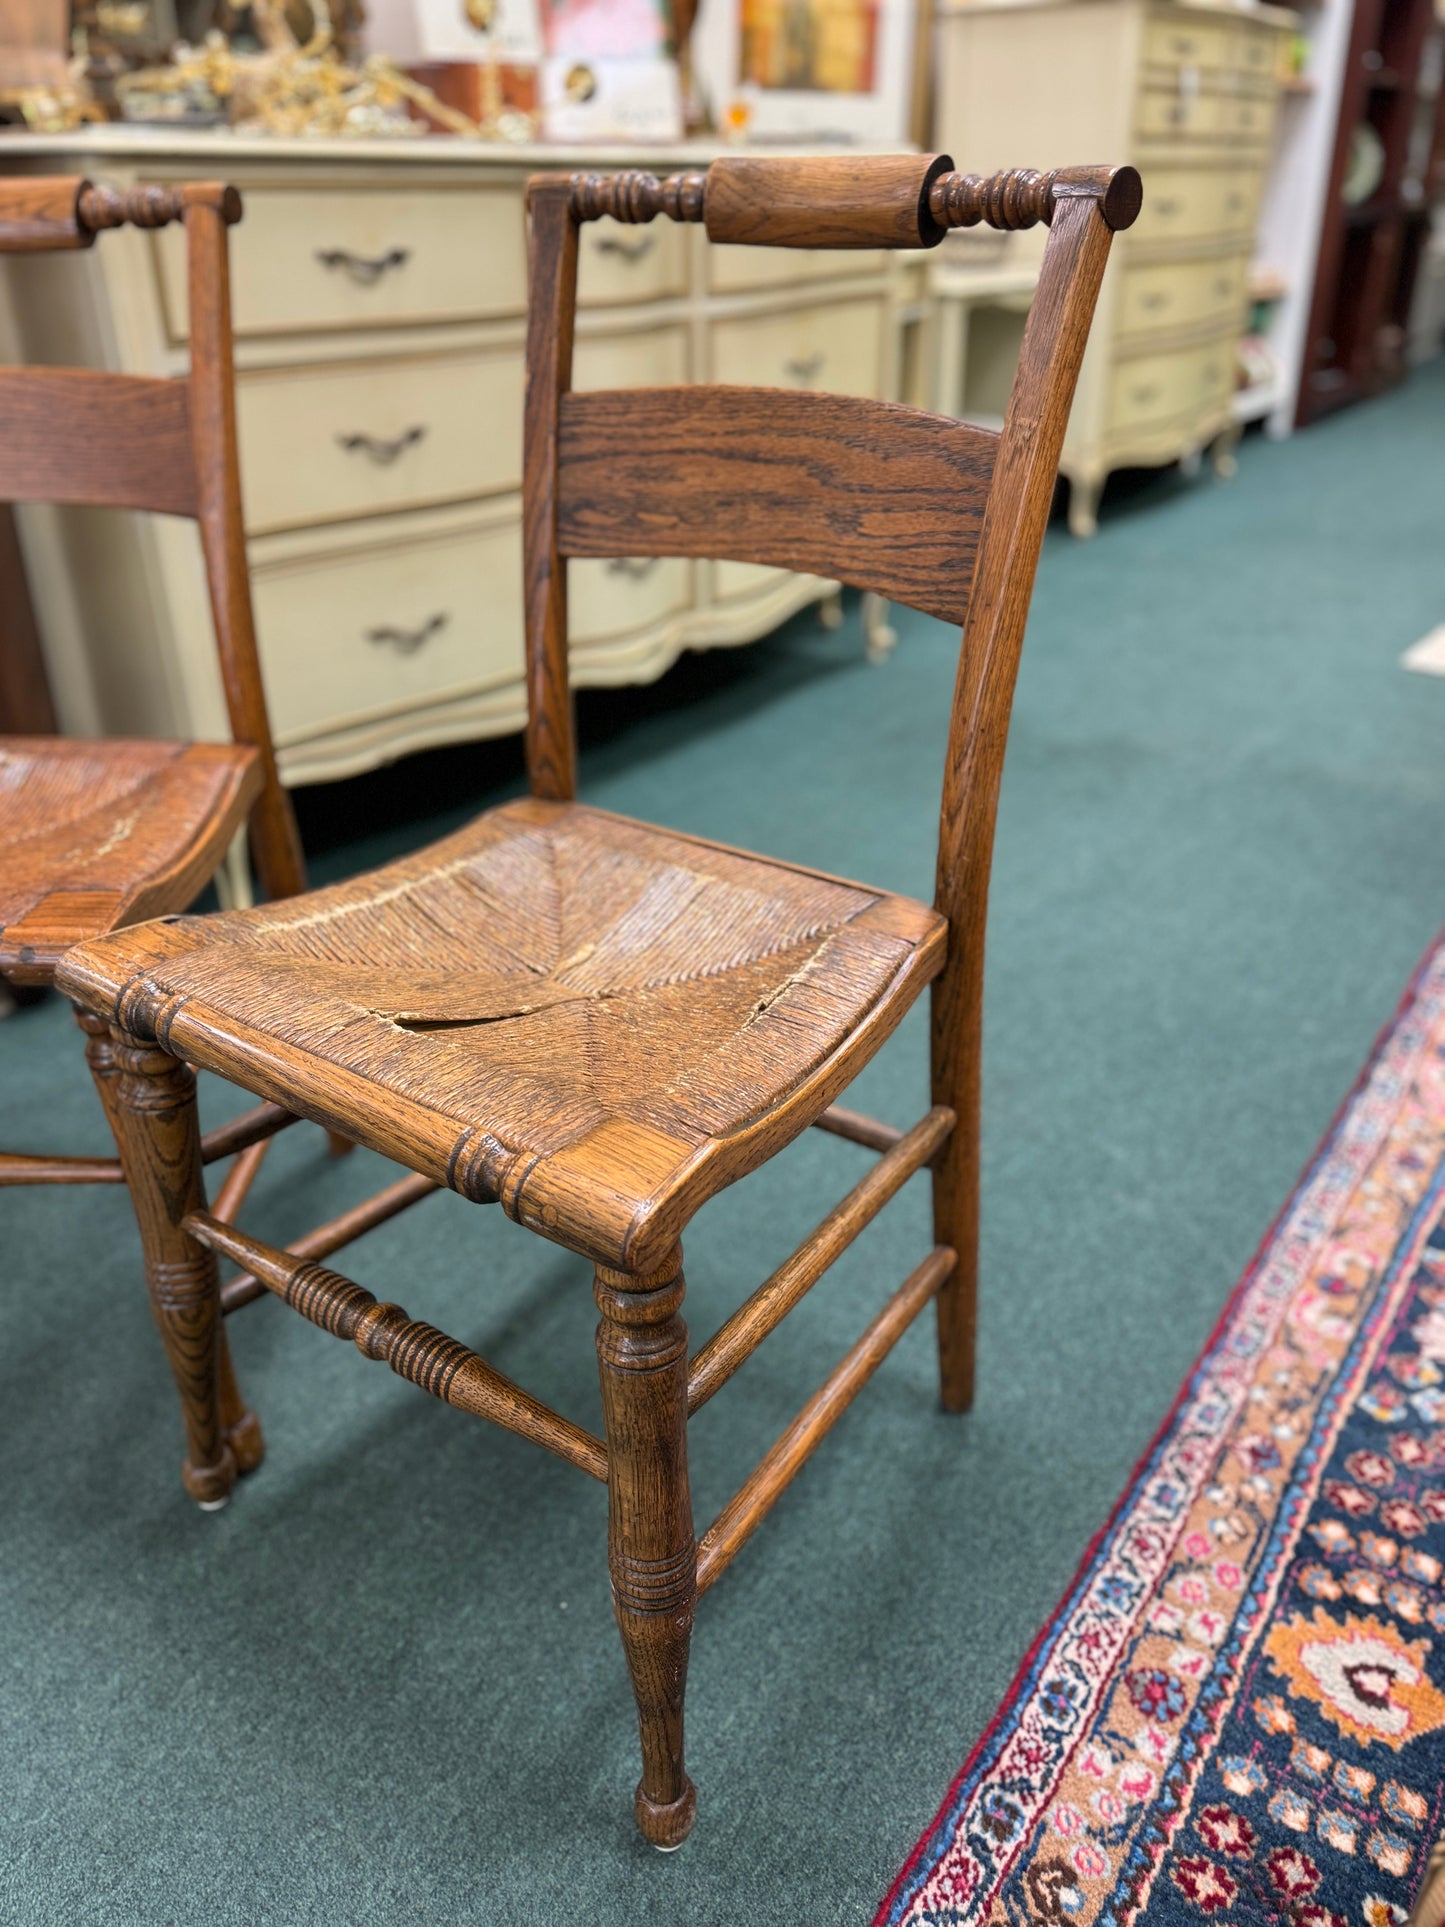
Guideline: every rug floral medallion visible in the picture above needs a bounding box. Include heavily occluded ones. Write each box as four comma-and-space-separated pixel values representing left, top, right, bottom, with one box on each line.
879, 941, 1445, 1927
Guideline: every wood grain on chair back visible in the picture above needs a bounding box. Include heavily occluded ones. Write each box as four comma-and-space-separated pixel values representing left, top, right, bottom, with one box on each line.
0, 177, 304, 902
0, 370, 197, 515
522, 154, 1141, 818
555, 388, 996, 630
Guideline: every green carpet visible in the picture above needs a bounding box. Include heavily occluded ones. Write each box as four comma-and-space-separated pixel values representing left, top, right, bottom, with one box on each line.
4, 363, 1444, 1926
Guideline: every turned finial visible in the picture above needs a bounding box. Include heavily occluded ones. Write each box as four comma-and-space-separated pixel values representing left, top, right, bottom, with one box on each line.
930, 168, 1057, 232
929, 164, 1142, 235
76, 181, 242, 234
569, 169, 707, 225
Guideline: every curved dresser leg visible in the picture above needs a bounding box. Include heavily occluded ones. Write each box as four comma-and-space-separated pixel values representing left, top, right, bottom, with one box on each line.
110, 1028, 237, 1509
594, 1246, 697, 1850
1067, 469, 1103, 539
1212, 423, 1241, 480
862, 592, 898, 663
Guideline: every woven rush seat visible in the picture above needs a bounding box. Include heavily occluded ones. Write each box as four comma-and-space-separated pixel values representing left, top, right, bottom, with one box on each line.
60, 797, 945, 1268
0, 736, 261, 982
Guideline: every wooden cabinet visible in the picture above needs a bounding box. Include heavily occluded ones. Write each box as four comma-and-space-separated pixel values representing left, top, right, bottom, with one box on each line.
0, 133, 905, 784
935, 0, 1295, 534
1295, 0, 1443, 424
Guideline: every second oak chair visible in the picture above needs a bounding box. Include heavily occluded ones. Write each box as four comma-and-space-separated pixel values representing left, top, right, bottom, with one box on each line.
59, 153, 1142, 1848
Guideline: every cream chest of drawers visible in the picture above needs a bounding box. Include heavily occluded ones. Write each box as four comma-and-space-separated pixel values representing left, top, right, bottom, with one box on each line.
0, 132, 906, 783
935, 0, 1295, 534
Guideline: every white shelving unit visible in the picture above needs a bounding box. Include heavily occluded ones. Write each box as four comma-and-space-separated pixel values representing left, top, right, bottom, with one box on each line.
1248, 0, 1359, 434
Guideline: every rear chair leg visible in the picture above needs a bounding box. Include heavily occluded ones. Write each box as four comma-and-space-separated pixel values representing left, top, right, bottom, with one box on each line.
106, 1024, 238, 1509
931, 967, 981, 1413
77, 1003, 264, 1480
594, 1246, 697, 1850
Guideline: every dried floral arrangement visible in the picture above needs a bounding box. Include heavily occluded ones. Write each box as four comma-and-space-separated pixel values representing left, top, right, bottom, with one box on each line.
120, 0, 534, 136
2, 0, 536, 139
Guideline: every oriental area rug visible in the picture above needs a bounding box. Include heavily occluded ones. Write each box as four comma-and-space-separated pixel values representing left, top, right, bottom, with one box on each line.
879, 934, 1445, 1927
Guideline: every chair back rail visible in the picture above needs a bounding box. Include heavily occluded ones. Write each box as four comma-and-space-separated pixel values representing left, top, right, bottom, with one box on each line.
555, 387, 997, 629
0, 370, 197, 515
0, 176, 303, 902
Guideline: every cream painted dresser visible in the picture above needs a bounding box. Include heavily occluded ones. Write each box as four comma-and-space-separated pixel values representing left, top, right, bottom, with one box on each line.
0, 132, 907, 785
935, 0, 1296, 534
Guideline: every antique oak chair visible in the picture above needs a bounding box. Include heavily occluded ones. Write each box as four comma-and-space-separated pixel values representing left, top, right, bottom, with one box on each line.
58, 154, 1141, 1845
0, 176, 357, 1471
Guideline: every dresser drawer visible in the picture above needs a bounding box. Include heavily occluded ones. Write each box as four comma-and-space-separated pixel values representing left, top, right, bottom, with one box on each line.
578, 216, 689, 307
252, 516, 523, 747
710, 297, 884, 397
1130, 166, 1259, 246
1231, 20, 1282, 86
573, 320, 689, 390
155, 185, 526, 340
570, 556, 691, 644
1108, 336, 1234, 435
238, 344, 524, 536
1222, 92, 1275, 142
1143, 11, 1232, 73
1116, 254, 1248, 342
1136, 83, 1228, 140
710, 247, 887, 293
713, 558, 817, 603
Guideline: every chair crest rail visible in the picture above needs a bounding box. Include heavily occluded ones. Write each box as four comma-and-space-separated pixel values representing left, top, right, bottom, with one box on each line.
0, 177, 241, 253
555, 158, 1142, 244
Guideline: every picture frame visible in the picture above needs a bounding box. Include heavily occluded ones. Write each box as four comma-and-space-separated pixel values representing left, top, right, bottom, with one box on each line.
691, 0, 916, 146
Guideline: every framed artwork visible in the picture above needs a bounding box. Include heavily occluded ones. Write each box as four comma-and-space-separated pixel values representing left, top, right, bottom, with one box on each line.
1, 1, 70, 92
692, 0, 915, 144
364, 0, 545, 65
538, 0, 681, 140
540, 0, 672, 60
365, 0, 683, 140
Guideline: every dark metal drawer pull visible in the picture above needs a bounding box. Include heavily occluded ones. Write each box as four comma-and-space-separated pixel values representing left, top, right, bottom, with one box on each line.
1141, 290, 1171, 309
785, 351, 825, 385
366, 612, 448, 655
336, 425, 427, 466
1131, 383, 1161, 404
595, 233, 657, 262
605, 558, 661, 580
315, 246, 411, 285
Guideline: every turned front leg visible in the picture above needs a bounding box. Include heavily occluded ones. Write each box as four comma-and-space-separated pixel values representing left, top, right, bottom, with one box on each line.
109, 1029, 237, 1508
78, 1006, 263, 1481
594, 1247, 697, 1849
